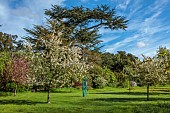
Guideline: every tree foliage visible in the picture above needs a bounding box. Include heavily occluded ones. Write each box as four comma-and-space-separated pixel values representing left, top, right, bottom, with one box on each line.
11, 53, 30, 95
88, 65, 115, 88
0, 32, 18, 52
24, 4, 128, 92
25, 4, 128, 53
101, 51, 138, 87
0, 51, 30, 94
0, 52, 11, 90
135, 55, 168, 100
27, 29, 88, 103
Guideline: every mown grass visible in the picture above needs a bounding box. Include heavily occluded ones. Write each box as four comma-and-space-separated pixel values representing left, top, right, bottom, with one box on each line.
0, 86, 170, 113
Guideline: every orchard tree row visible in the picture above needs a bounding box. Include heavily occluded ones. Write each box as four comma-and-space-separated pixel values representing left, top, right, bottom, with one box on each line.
0, 4, 170, 102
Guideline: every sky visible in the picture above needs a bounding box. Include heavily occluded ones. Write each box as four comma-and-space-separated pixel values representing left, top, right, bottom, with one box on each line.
0, 0, 170, 59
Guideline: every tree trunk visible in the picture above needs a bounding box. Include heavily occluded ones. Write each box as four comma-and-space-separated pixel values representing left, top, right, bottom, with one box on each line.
70, 80, 73, 93
92, 76, 96, 88
47, 87, 50, 104
14, 84, 17, 96
147, 84, 149, 101
47, 80, 52, 104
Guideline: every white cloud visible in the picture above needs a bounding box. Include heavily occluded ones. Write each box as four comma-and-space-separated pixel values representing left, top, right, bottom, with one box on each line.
100, 36, 119, 43
148, 0, 169, 13
98, 28, 113, 34
102, 0, 170, 58
118, 4, 126, 10
137, 41, 146, 48
105, 34, 139, 53
1, 0, 170, 59
0, 0, 66, 38
116, 0, 131, 10
0, 4, 6, 17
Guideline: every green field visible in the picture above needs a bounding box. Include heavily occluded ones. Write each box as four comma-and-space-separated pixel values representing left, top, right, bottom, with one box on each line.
1, 86, 170, 113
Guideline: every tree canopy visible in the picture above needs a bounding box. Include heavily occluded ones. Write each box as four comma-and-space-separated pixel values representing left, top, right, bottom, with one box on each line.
25, 4, 128, 51
1, 3, 170, 105
0, 32, 18, 52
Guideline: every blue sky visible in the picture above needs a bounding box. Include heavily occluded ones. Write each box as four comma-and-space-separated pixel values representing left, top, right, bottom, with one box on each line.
0, 0, 170, 58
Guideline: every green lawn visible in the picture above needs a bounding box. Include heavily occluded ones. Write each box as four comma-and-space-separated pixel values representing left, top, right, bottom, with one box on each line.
1, 86, 170, 113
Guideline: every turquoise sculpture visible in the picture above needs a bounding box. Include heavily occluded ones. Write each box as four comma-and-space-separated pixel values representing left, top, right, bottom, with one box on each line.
82, 77, 88, 97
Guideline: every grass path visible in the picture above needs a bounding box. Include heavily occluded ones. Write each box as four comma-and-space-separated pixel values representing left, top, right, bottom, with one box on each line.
0, 86, 170, 113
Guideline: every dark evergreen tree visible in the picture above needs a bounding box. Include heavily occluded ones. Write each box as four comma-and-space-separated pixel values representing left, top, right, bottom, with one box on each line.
0, 32, 18, 52
24, 4, 128, 51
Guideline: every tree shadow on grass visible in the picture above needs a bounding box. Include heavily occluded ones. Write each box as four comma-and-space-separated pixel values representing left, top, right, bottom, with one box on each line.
89, 97, 170, 102
0, 100, 46, 105
90, 91, 170, 95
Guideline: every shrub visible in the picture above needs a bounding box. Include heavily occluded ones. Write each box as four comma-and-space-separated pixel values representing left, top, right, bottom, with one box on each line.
93, 76, 107, 88
3, 82, 30, 92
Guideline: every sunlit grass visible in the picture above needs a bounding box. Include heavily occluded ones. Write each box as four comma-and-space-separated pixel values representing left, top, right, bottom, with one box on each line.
0, 86, 170, 113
